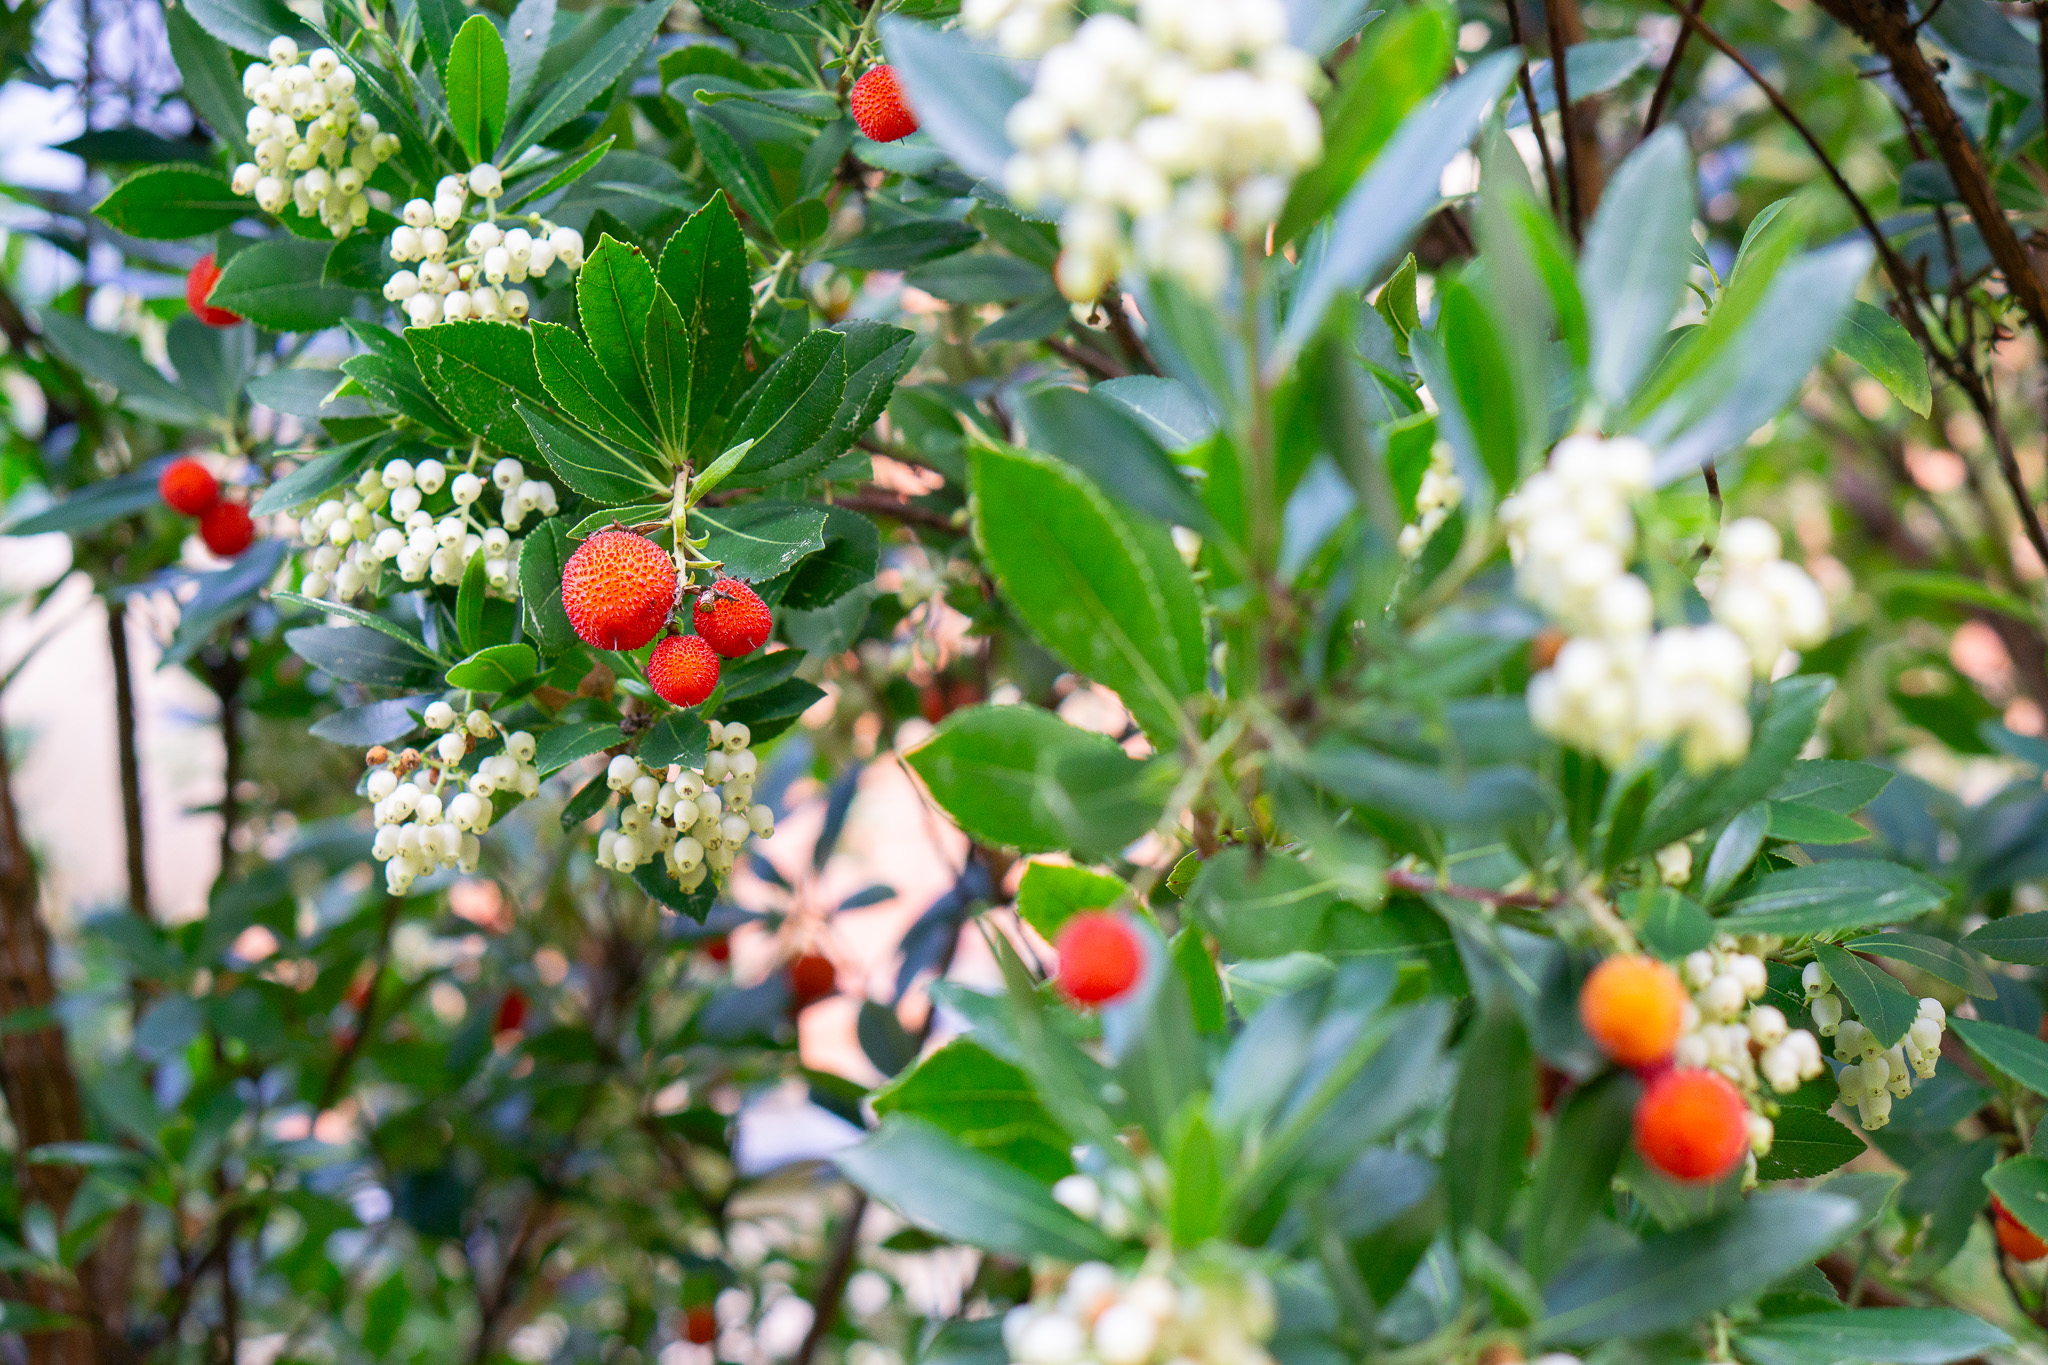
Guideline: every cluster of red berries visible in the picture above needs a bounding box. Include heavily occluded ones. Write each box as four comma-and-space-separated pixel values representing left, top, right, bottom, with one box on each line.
186, 253, 242, 328
558, 528, 774, 708
851, 65, 918, 143
1579, 954, 1751, 1183
158, 457, 256, 557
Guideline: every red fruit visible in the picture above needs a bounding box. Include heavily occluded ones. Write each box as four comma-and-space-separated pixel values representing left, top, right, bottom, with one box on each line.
1579, 954, 1688, 1068
704, 935, 730, 963
1054, 911, 1143, 1006
693, 578, 772, 658
683, 1307, 718, 1345
495, 991, 528, 1034
186, 253, 241, 327
648, 633, 721, 708
199, 502, 255, 557
789, 952, 836, 1008
1634, 1068, 1750, 1183
562, 530, 678, 652
850, 65, 918, 143
158, 457, 220, 516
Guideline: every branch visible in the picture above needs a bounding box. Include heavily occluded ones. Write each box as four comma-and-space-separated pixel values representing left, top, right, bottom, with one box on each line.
1503, 0, 1564, 211
1642, 0, 1707, 137
1542, 0, 1585, 240
1385, 868, 1563, 908
789, 1191, 868, 1365
1046, 331, 1127, 381
107, 598, 150, 924
832, 491, 961, 534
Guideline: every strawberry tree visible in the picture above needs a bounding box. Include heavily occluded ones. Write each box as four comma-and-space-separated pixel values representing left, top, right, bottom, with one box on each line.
7, 0, 2048, 1357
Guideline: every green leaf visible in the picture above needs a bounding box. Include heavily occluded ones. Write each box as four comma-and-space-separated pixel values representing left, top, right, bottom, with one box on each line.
1630, 887, 1715, 959
1985, 1155, 2048, 1239
518, 518, 577, 656
1524, 1073, 1635, 1282
658, 193, 752, 450
531, 320, 662, 454
1833, 300, 1932, 417
871, 1039, 1074, 1182
500, 136, 614, 214
1445, 999, 1534, 1241
445, 643, 538, 693
1769, 759, 1892, 812
1273, 51, 1519, 373
1953, 1018, 2048, 1096
285, 626, 445, 687
534, 722, 624, 776
93, 164, 248, 239
34, 312, 214, 426
339, 352, 464, 444
1579, 126, 1695, 408
726, 331, 849, 486
685, 106, 779, 229
165, 6, 252, 157
520, 404, 672, 504
639, 712, 709, 768
1431, 277, 1523, 495
1275, 6, 1453, 245
1845, 932, 1994, 998
1535, 1191, 1862, 1344
1964, 911, 2048, 964
502, 0, 554, 117
836, 1118, 1118, 1261
407, 321, 557, 461
208, 236, 361, 332
971, 445, 1203, 744
184, 0, 312, 53
1632, 675, 1833, 855
504, 0, 667, 160
1877, 569, 2038, 623
1756, 1106, 1866, 1181
251, 438, 384, 516
1738, 1309, 2007, 1365
446, 14, 510, 164
1169, 1109, 1225, 1249
1189, 848, 1337, 960
1300, 745, 1553, 835
577, 234, 662, 426
1721, 860, 1948, 937
694, 502, 829, 580
271, 592, 446, 662
1767, 800, 1869, 844
1700, 803, 1768, 905
1016, 862, 1129, 941
905, 704, 1160, 855
643, 287, 692, 452
1015, 385, 1219, 537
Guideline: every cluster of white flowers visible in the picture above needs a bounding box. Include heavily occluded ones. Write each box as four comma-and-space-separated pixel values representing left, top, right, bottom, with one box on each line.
381, 166, 585, 326
1672, 938, 1827, 1156
988, 0, 1322, 301
368, 706, 542, 895
1803, 961, 1945, 1130
295, 455, 558, 603
964, 0, 1071, 56
1397, 443, 1463, 558
595, 722, 776, 891
1001, 1258, 1275, 1365
1703, 517, 1831, 676
1508, 436, 1829, 773
230, 37, 400, 234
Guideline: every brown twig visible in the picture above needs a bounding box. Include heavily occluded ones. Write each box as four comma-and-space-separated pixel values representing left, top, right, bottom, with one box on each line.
832, 492, 960, 534
1101, 287, 1160, 376
1385, 868, 1563, 908
107, 597, 150, 924
1542, 0, 1584, 241
1503, 0, 1564, 212
1642, 0, 1706, 137
1046, 332, 1127, 381
789, 1191, 869, 1365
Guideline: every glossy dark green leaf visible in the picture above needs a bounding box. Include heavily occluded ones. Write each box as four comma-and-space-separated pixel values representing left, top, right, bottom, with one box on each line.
1015, 385, 1219, 536
446, 14, 510, 163
1631, 675, 1832, 855
1757, 1106, 1866, 1181
534, 722, 624, 776
905, 704, 1152, 854
406, 321, 554, 460
1524, 1073, 1635, 1281
518, 517, 577, 656
1953, 1018, 2048, 1096
1812, 943, 1920, 1048
726, 331, 848, 486
685, 105, 778, 228
531, 320, 662, 455
180, 0, 311, 53
577, 234, 662, 427
1845, 932, 1994, 998
1188, 849, 1337, 960
519, 404, 671, 505
1766, 801, 1870, 844
1985, 1155, 2048, 1239
639, 712, 709, 769
1964, 912, 2048, 964
695, 502, 829, 580
871, 1039, 1072, 1182
1, 466, 165, 536
504, 0, 666, 159
1738, 1309, 2006, 1365
1721, 860, 1947, 937
1445, 999, 1533, 1241
657, 193, 751, 449
1016, 862, 1128, 941
286, 626, 445, 687
35, 312, 215, 426
445, 643, 538, 693
1833, 300, 1932, 417
209, 235, 361, 331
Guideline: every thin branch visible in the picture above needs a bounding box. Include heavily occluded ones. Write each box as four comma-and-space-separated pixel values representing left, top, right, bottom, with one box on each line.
1102, 286, 1160, 375
789, 1191, 868, 1365
1542, 0, 1584, 240
1045, 331, 1127, 381
107, 598, 150, 924
831, 492, 960, 534
1642, 0, 1707, 137
1503, 0, 1563, 211
1385, 868, 1563, 908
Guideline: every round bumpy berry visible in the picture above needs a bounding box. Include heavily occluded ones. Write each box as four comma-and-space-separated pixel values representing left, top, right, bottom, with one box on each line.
186, 253, 241, 327
1997, 1198, 2048, 1261
648, 633, 720, 708
851, 65, 918, 143
1579, 953, 1688, 1067
693, 578, 772, 657
158, 457, 220, 516
1054, 911, 1143, 1006
561, 530, 677, 651
199, 502, 255, 557
1634, 1068, 1749, 1182
789, 952, 836, 1008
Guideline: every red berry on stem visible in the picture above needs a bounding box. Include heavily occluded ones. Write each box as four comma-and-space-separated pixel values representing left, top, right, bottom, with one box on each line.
186, 253, 241, 327
1054, 911, 1143, 1006
495, 990, 528, 1034
199, 502, 255, 557
789, 952, 836, 1008
562, 530, 678, 651
1633, 1068, 1750, 1182
159, 457, 220, 516
648, 633, 721, 708
851, 65, 918, 143
693, 578, 772, 657
703, 935, 730, 963
683, 1307, 718, 1345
